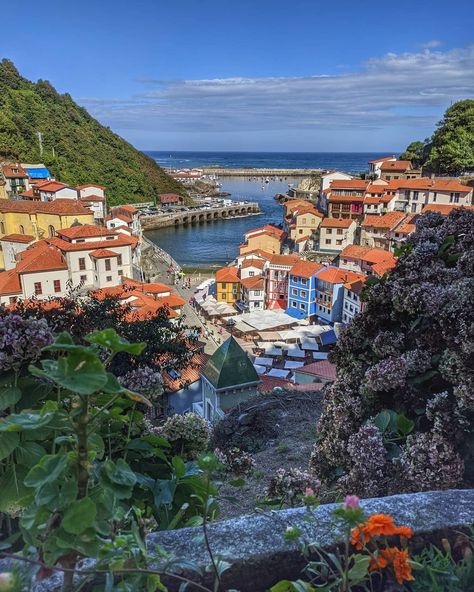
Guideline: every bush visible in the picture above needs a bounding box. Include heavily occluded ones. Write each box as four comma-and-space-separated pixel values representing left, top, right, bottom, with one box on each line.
267, 468, 321, 506
154, 413, 210, 459
310, 210, 474, 497
215, 447, 255, 476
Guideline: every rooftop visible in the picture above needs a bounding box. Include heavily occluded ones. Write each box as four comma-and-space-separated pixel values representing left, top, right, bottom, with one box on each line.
316, 267, 366, 285
88, 248, 120, 259
216, 266, 240, 283
362, 212, 406, 229
0, 233, 35, 244
57, 225, 117, 239
202, 336, 260, 390
0, 199, 92, 216
295, 360, 337, 381
320, 218, 355, 228
290, 259, 324, 279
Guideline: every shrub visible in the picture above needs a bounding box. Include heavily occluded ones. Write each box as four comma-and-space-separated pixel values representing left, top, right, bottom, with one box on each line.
267, 468, 321, 505
310, 210, 474, 496
215, 447, 255, 475
154, 412, 210, 459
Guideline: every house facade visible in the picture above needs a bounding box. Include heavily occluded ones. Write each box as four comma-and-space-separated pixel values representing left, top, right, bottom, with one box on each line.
314, 267, 366, 323
240, 275, 265, 311
318, 218, 357, 252
1, 164, 30, 196
239, 225, 284, 255
342, 278, 367, 324
265, 253, 300, 310
215, 266, 241, 304
286, 260, 323, 319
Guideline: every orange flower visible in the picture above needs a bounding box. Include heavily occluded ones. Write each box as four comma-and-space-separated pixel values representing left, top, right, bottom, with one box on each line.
365, 513, 397, 536
393, 525, 414, 539
369, 551, 389, 572
351, 526, 371, 550
391, 548, 414, 584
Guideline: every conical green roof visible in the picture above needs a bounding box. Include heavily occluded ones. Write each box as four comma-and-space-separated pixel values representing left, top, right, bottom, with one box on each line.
202, 336, 260, 389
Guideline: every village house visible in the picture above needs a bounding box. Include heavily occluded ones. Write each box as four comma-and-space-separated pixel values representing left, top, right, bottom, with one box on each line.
314, 267, 366, 324
379, 160, 420, 181
77, 184, 106, 223
285, 203, 323, 253
240, 275, 265, 311
286, 259, 324, 320
215, 266, 241, 305
0, 199, 94, 269
237, 257, 267, 279
239, 224, 285, 256
106, 205, 141, 237
338, 245, 397, 277
22, 164, 51, 183
265, 253, 301, 311
163, 350, 210, 415
342, 277, 367, 324
388, 178, 473, 214
197, 336, 261, 421
326, 179, 369, 219
0, 234, 36, 270
320, 171, 353, 193
159, 193, 184, 206
386, 214, 418, 250
292, 359, 337, 385
368, 156, 397, 178
361, 212, 408, 250
317, 218, 357, 252
1, 164, 30, 196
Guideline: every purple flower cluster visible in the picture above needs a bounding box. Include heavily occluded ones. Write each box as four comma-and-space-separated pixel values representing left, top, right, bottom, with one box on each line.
0, 314, 53, 373
119, 366, 163, 402
267, 468, 321, 505
363, 357, 408, 392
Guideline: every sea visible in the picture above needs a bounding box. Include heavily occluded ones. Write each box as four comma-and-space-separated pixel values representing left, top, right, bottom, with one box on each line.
145, 151, 396, 268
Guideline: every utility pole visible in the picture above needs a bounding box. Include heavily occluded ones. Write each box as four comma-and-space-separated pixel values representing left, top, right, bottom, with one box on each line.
36, 132, 43, 156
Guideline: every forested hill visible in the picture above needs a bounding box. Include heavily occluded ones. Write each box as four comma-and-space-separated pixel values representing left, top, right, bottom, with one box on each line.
0, 59, 186, 205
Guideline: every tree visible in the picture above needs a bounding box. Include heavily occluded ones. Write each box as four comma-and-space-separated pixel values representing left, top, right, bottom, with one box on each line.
399, 140, 427, 167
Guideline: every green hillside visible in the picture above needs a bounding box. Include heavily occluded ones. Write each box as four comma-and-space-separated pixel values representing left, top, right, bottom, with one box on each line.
0, 59, 186, 205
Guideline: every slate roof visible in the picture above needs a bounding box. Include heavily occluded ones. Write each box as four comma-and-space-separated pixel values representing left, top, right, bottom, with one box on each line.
201, 336, 260, 389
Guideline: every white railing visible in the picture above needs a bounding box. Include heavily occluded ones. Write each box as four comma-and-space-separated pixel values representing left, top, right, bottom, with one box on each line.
192, 402, 204, 417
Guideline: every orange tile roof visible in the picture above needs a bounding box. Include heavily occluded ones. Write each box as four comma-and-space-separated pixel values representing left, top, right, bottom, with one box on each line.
320, 218, 355, 228
57, 225, 117, 239
245, 224, 285, 239
123, 278, 172, 294
108, 213, 132, 223
329, 194, 365, 203
46, 235, 136, 252
77, 184, 106, 190
115, 204, 138, 213
258, 374, 293, 392
269, 253, 301, 266
340, 245, 396, 265
80, 194, 105, 203
89, 248, 120, 258
161, 352, 210, 393
38, 181, 74, 193
241, 258, 266, 270
0, 199, 92, 216
380, 160, 412, 171
216, 266, 240, 283
362, 212, 406, 229
421, 204, 474, 215
16, 242, 68, 274
240, 275, 264, 290
2, 164, 28, 178
329, 179, 369, 189
343, 278, 367, 293
294, 206, 323, 218
290, 259, 324, 278
316, 267, 366, 285
284, 199, 310, 212
388, 178, 472, 192
371, 261, 396, 277
241, 249, 273, 260
0, 270, 21, 295
0, 234, 35, 243
368, 156, 395, 164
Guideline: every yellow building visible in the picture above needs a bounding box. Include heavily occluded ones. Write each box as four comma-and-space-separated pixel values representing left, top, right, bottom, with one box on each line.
0, 199, 94, 269
239, 225, 284, 256
288, 205, 323, 242
0, 181, 7, 200
215, 266, 241, 304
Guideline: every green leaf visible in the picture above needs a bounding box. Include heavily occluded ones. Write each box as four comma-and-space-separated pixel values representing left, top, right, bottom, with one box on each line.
15, 441, 46, 467
123, 388, 153, 408
0, 466, 32, 512
172, 456, 186, 479
396, 414, 415, 436
409, 369, 439, 385
0, 409, 56, 432
99, 459, 137, 499
102, 372, 126, 394
24, 454, 68, 488
229, 477, 246, 488
0, 432, 19, 460
29, 348, 108, 395
86, 328, 146, 355
43, 331, 85, 352
62, 497, 97, 534
374, 410, 391, 433
0, 386, 22, 411
348, 554, 370, 583
153, 479, 176, 505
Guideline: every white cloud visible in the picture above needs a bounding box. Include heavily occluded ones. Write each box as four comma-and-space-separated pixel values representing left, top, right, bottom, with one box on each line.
419, 40, 443, 49
78, 45, 474, 148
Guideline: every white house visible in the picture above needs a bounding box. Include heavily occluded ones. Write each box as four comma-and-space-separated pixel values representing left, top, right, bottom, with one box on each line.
238, 257, 267, 280
240, 275, 265, 311
0, 234, 35, 270
318, 218, 357, 252
108, 205, 141, 237
389, 179, 473, 214
342, 277, 367, 324
338, 245, 397, 277
36, 181, 79, 202
77, 184, 106, 222
368, 156, 396, 178
320, 171, 353, 193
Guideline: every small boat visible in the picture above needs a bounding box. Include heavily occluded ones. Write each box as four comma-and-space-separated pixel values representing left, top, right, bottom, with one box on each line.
265, 177, 270, 183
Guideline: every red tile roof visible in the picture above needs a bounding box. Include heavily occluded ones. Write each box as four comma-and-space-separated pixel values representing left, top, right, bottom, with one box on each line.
16, 242, 68, 274
89, 248, 120, 258
2, 164, 28, 178
0, 270, 21, 295
258, 374, 293, 393
116, 205, 138, 213
239, 249, 273, 260
290, 260, 324, 278
159, 194, 181, 203
340, 245, 396, 266
362, 212, 406, 229
320, 218, 355, 228
161, 352, 210, 393
241, 258, 266, 270
316, 267, 366, 285
0, 234, 35, 243
0, 199, 92, 216
343, 278, 367, 294
245, 224, 285, 240
108, 213, 132, 223
240, 276, 264, 290
46, 235, 137, 252
269, 253, 301, 267
38, 181, 75, 193
295, 360, 337, 381
388, 178, 472, 193
80, 195, 105, 203
421, 204, 474, 215
329, 179, 369, 189
216, 266, 240, 283
380, 160, 412, 171
368, 156, 395, 164
57, 225, 117, 239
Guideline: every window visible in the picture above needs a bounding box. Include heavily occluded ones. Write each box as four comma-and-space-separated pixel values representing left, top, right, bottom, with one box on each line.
292, 289, 297, 295
78, 257, 86, 270
34, 282, 42, 295
105, 236, 114, 240
291, 302, 297, 308
76, 239, 85, 243
411, 204, 417, 213
249, 271, 255, 277
433, 192, 437, 202
106, 275, 112, 282
301, 291, 307, 298
19, 224, 25, 234
254, 290, 261, 296
105, 259, 111, 271
94, 260, 97, 271
117, 255, 122, 266
326, 228, 332, 234
221, 283, 227, 289
325, 239, 332, 245
80, 275, 87, 282
450, 192, 460, 204
301, 278, 307, 286
118, 270, 123, 276
279, 294, 284, 299
0, 222, 4, 233
300, 303, 306, 310
53, 280, 61, 293
350, 305, 354, 312
48, 225, 55, 238
412, 191, 419, 201
337, 229, 343, 235
299, 229, 303, 234
221, 293, 227, 300
336, 240, 342, 245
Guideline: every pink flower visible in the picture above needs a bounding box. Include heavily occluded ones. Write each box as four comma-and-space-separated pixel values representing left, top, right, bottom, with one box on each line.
305, 487, 315, 496
344, 495, 360, 509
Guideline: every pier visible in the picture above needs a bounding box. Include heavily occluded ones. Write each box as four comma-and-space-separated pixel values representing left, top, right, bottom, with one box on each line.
140, 202, 261, 231
201, 167, 323, 178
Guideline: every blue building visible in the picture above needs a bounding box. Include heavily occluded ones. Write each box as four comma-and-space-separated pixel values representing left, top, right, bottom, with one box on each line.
286, 260, 324, 320
314, 267, 366, 324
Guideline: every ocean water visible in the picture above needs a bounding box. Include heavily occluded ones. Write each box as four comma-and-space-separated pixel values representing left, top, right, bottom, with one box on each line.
145, 151, 397, 267
146, 150, 397, 174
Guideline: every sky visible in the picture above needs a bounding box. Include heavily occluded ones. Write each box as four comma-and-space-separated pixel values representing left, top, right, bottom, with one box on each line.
2, 0, 474, 152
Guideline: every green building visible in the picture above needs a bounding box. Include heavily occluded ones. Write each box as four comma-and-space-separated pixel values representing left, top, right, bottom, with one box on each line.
197, 336, 261, 420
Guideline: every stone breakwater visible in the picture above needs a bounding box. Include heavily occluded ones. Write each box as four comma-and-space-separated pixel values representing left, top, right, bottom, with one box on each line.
202, 167, 323, 177
140, 202, 261, 230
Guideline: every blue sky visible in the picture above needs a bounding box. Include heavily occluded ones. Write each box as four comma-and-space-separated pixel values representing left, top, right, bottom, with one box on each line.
3, 0, 474, 151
